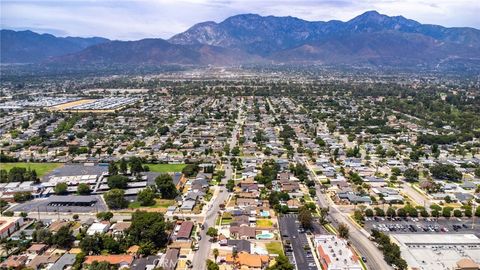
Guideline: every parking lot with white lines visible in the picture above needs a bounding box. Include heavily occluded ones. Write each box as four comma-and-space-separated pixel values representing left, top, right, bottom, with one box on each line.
279, 214, 318, 270
364, 216, 480, 234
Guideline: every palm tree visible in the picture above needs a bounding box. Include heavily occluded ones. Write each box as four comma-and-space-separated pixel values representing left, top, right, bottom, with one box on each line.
232, 249, 238, 265
338, 223, 349, 239
213, 248, 219, 263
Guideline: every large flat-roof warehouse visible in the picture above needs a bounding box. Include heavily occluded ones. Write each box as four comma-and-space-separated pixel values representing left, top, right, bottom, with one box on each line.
392, 234, 480, 270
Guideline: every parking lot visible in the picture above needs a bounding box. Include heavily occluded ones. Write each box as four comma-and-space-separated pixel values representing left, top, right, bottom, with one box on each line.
364, 216, 480, 235
279, 214, 318, 270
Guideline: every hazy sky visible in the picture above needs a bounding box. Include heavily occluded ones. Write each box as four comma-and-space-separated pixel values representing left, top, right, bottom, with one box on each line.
1, 0, 479, 40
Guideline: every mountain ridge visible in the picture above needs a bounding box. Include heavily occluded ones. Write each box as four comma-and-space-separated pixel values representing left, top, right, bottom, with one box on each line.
2, 11, 480, 69
0, 29, 109, 63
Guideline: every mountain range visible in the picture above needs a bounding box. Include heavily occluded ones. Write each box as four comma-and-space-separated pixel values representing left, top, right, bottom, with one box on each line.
1, 11, 480, 68
0, 30, 108, 63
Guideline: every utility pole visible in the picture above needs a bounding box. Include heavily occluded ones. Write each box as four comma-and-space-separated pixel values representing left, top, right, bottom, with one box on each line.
472, 203, 476, 230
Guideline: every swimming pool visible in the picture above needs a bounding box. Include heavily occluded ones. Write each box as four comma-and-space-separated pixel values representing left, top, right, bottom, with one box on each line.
260, 210, 270, 217
256, 231, 274, 240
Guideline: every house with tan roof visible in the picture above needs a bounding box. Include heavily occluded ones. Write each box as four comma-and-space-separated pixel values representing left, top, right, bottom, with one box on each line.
225, 251, 269, 269
84, 255, 134, 269
0, 255, 28, 269
456, 258, 479, 270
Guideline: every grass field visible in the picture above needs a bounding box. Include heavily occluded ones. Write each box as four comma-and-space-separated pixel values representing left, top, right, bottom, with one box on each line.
0, 162, 62, 177
146, 164, 187, 173
128, 199, 175, 210
266, 242, 284, 255
221, 219, 232, 225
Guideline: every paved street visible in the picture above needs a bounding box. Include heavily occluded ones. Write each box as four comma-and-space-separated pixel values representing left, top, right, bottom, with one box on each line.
302, 157, 393, 270
191, 98, 242, 269
191, 186, 229, 270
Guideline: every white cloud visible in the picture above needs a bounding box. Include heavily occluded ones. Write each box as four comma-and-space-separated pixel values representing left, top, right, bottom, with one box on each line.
1, 0, 479, 40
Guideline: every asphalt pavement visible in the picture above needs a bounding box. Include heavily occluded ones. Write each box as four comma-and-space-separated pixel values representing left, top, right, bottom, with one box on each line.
191, 186, 229, 270
301, 156, 393, 270
279, 214, 318, 270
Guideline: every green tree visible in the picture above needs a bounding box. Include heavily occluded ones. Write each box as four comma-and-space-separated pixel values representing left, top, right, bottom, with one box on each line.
430, 164, 462, 182
129, 157, 144, 175
182, 164, 199, 177
442, 207, 453, 218
107, 175, 129, 189
319, 207, 329, 225
119, 158, 128, 174
54, 182, 69, 195
266, 255, 294, 270
77, 183, 91, 195
338, 223, 349, 239
96, 211, 114, 221
2, 210, 13, 216
391, 167, 401, 177
108, 162, 118, 175
137, 187, 156, 206
387, 207, 396, 217
231, 146, 240, 156
155, 174, 178, 199
139, 241, 155, 256
53, 225, 74, 248
206, 259, 219, 270
475, 206, 480, 217
226, 179, 235, 192
397, 208, 407, 217
298, 206, 313, 229
206, 227, 218, 238
88, 261, 114, 270
475, 167, 480, 178
14, 191, 33, 202
403, 168, 419, 182
127, 211, 169, 249
213, 248, 219, 263
464, 207, 472, 217
32, 228, 53, 244
104, 189, 128, 209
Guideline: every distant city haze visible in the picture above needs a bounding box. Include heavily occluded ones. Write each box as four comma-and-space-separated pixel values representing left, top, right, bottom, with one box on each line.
1, 0, 479, 40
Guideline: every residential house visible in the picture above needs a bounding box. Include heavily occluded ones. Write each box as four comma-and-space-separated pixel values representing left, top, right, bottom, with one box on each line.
225, 251, 269, 269
229, 226, 256, 240
175, 221, 194, 241
84, 255, 134, 269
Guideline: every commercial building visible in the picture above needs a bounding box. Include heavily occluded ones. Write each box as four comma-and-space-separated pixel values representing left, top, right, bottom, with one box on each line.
392, 234, 480, 270
0, 217, 24, 238
314, 235, 362, 270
